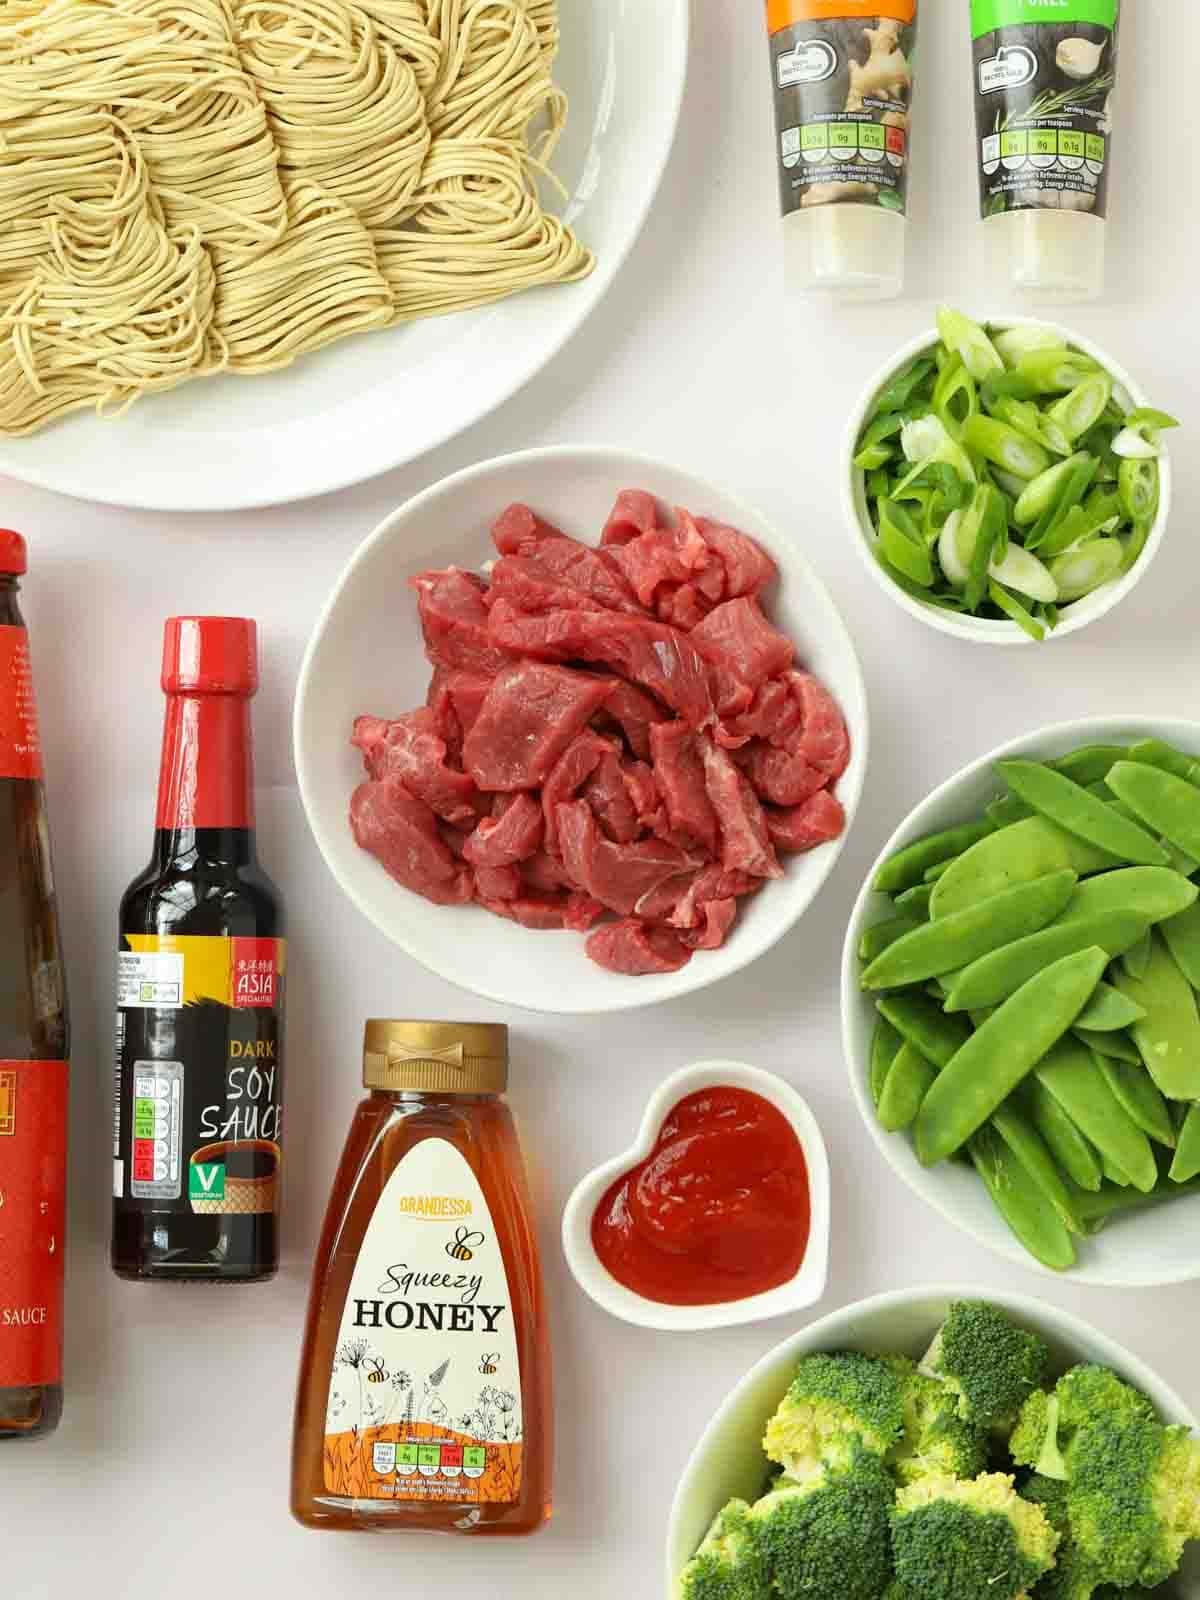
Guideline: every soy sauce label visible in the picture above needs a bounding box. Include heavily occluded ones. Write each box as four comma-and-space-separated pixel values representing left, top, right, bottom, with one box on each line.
323, 1139, 523, 1506
112, 936, 285, 1214
971, 1, 1119, 220
0, 625, 44, 782
0, 1060, 67, 1389
767, 4, 916, 219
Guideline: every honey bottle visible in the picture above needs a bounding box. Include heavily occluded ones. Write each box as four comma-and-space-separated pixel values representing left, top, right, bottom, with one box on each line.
291, 1021, 551, 1535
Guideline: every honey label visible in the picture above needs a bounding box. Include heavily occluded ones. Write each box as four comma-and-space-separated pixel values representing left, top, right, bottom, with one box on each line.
112, 935, 285, 1213
0, 625, 44, 782
323, 1138, 523, 1506
0, 1060, 67, 1389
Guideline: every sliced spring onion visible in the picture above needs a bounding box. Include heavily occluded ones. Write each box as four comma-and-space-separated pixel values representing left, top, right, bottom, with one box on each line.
988, 580, 1045, 640
992, 326, 1066, 368
1014, 452, 1092, 526
1014, 348, 1102, 396
1118, 458, 1160, 523
878, 498, 934, 587
1022, 456, 1100, 553
1047, 538, 1124, 601
988, 395, 1072, 458
933, 358, 979, 441
872, 357, 936, 415
936, 306, 1004, 382
1111, 427, 1159, 460
963, 414, 1051, 480
897, 414, 976, 494
989, 541, 1058, 604
1112, 407, 1180, 459
1048, 374, 1113, 443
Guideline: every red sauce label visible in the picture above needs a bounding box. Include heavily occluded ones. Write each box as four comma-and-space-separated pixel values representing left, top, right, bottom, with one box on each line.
0, 1060, 68, 1388
591, 1086, 810, 1306
0, 625, 44, 781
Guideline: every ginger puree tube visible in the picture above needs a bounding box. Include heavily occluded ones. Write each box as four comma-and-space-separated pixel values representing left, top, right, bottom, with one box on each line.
291, 1021, 550, 1535
763, 1, 919, 301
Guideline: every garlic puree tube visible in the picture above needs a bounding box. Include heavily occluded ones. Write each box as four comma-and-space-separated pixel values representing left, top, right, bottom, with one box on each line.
763, 1, 919, 302
970, 0, 1121, 302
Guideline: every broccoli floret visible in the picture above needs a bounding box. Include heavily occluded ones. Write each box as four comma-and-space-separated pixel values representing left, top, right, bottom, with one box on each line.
678, 1499, 769, 1600
920, 1301, 1049, 1432
1020, 1472, 1071, 1537
891, 1472, 1059, 1600
749, 1446, 894, 1600
762, 1351, 903, 1480
883, 1355, 988, 1486
1067, 1416, 1200, 1590
1011, 1367, 1157, 1480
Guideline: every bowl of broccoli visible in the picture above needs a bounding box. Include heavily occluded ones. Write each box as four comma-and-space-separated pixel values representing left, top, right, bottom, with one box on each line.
666, 1289, 1200, 1600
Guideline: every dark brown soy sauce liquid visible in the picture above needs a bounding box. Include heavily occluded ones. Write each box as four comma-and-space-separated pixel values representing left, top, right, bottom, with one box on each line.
0, 577, 67, 1438
111, 826, 283, 1282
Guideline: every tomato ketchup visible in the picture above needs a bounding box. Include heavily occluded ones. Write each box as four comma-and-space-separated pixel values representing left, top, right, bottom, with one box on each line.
590, 1087, 810, 1306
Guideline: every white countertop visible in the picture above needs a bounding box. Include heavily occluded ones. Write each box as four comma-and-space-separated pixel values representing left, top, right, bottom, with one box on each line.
4, 1, 1198, 1594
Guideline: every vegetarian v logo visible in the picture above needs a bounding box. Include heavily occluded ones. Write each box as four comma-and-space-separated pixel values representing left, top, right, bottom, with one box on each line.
189, 1162, 225, 1200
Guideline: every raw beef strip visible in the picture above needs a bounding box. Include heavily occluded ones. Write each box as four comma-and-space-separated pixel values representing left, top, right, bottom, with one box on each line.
740, 740, 827, 807
352, 710, 482, 827
583, 750, 641, 843
487, 600, 714, 729
424, 670, 463, 756
786, 671, 851, 781
463, 792, 544, 867
691, 597, 795, 691
656, 582, 713, 631
678, 897, 738, 950
591, 678, 668, 760
443, 671, 493, 742
492, 504, 641, 613
410, 568, 510, 674
522, 849, 575, 894
766, 789, 846, 853
649, 721, 720, 856
714, 678, 794, 750
541, 730, 616, 854
586, 919, 692, 976
600, 489, 659, 547
696, 516, 778, 598
462, 663, 612, 792
609, 513, 708, 608
480, 890, 605, 931
556, 801, 698, 916
700, 737, 783, 880
474, 863, 521, 900
350, 778, 473, 906
621, 760, 666, 835
484, 555, 608, 616
667, 865, 760, 930
708, 664, 756, 720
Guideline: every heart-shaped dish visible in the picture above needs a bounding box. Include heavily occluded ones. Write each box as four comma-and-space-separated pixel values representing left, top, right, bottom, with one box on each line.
561, 1059, 830, 1332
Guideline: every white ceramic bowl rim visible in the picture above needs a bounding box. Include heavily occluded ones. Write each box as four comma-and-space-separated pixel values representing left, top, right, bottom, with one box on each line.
665, 1283, 1200, 1598
841, 714, 1200, 1287
294, 443, 869, 1014
841, 316, 1172, 646
561, 1060, 830, 1332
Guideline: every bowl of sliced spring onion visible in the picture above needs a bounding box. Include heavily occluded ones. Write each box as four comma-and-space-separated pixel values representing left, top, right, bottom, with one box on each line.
843, 309, 1175, 644
842, 716, 1200, 1286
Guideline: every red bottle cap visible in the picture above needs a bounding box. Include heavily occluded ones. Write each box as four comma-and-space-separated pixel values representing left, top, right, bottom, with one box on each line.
0, 529, 28, 575
162, 617, 258, 695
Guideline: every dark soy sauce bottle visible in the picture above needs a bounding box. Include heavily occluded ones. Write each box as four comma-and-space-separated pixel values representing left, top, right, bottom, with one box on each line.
0, 531, 69, 1439
111, 618, 286, 1283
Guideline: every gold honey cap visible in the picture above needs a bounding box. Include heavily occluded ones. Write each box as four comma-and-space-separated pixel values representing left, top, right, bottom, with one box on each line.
362, 1020, 508, 1094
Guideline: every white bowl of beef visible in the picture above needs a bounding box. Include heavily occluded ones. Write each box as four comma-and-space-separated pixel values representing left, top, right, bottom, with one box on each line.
294, 446, 868, 1014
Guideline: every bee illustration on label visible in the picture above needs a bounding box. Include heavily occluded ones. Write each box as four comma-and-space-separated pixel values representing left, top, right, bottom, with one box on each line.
366, 1356, 388, 1385
446, 1225, 485, 1262
479, 1353, 499, 1376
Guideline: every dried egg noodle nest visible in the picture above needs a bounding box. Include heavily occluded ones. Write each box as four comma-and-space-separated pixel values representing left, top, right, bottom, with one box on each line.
0, 0, 592, 435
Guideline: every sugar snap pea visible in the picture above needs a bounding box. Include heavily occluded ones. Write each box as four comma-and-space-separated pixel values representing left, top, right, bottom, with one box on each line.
1094, 1055, 1177, 1148
878, 1043, 938, 1133
869, 1017, 903, 1107
1033, 1037, 1158, 1193
1128, 738, 1200, 788
1053, 744, 1127, 786
861, 870, 1077, 991
1100, 1152, 1132, 1187
1121, 928, 1153, 980
915, 947, 1108, 1166
986, 793, 1033, 829
859, 916, 921, 965
944, 908, 1147, 1012
1073, 981, 1147, 1032
1064, 865, 1198, 924
1159, 900, 1200, 988
1026, 1077, 1103, 1191
1113, 931, 1200, 1099
1076, 1027, 1141, 1064
895, 883, 933, 918
923, 858, 955, 884
877, 993, 971, 1069
930, 816, 1119, 919
968, 1126, 1076, 1271
873, 820, 995, 893
1075, 1175, 1200, 1232
1169, 1105, 1200, 1184
1107, 761, 1200, 862
992, 1102, 1084, 1232
997, 760, 1169, 868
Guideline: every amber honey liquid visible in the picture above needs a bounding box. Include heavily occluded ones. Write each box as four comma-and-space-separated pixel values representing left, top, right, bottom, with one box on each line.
291, 1091, 551, 1534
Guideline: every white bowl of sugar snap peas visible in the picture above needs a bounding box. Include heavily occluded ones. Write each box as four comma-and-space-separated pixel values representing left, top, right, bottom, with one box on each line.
842, 716, 1200, 1286
843, 311, 1174, 645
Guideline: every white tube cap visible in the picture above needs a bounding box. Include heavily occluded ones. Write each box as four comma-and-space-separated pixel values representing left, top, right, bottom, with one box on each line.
984, 209, 1106, 304
782, 205, 905, 302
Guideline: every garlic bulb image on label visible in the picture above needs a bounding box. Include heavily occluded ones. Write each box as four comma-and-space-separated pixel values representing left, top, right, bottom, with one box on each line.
1057, 37, 1105, 81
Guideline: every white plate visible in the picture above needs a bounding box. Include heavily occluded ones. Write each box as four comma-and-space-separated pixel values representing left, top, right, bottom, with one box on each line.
666, 1286, 1200, 1599
0, 2, 689, 512
842, 715, 1200, 1287
293, 444, 868, 1015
